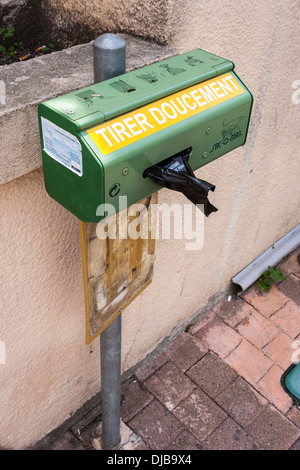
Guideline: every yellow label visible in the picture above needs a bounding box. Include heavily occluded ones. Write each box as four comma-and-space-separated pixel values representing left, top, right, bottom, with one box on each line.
87, 73, 245, 155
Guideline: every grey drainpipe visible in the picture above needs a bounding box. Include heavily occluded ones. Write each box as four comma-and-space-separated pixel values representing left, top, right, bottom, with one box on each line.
232, 224, 300, 292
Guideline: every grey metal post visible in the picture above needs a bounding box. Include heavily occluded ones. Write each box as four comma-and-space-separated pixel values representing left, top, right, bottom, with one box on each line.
100, 315, 122, 448
94, 33, 126, 83
93, 33, 126, 449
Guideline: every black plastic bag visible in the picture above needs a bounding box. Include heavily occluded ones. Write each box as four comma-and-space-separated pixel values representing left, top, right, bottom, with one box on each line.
144, 150, 218, 217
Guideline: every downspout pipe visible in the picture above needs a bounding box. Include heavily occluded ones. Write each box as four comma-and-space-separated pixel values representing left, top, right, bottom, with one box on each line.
232, 224, 300, 292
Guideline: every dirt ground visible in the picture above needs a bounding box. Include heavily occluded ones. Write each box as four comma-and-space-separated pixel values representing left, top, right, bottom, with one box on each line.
0, 0, 96, 65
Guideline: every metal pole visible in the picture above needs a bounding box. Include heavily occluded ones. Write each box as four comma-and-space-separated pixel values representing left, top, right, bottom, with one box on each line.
100, 315, 122, 448
93, 33, 126, 449
94, 33, 126, 83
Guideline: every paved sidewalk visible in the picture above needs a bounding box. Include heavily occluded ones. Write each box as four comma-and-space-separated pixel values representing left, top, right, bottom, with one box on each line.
48, 247, 300, 450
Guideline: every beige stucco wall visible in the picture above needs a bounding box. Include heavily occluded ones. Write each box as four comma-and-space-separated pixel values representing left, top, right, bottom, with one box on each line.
0, 0, 299, 449
47, 0, 171, 43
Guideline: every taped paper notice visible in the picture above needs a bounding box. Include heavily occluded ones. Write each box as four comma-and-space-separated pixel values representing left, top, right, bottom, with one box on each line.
41, 117, 83, 176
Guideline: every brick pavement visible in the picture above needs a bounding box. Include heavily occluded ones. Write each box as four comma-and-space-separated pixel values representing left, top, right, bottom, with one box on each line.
47, 247, 300, 450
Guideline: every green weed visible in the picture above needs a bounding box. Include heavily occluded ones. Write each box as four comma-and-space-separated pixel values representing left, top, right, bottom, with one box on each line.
0, 26, 24, 59
256, 266, 286, 293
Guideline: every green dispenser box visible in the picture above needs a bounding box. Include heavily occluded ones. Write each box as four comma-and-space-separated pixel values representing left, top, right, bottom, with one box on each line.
38, 49, 253, 222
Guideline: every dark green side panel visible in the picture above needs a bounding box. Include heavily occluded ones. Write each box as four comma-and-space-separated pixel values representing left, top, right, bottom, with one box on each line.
38, 105, 105, 222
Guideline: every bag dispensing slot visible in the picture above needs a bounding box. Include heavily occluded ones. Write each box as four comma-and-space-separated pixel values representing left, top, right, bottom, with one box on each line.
143, 148, 218, 217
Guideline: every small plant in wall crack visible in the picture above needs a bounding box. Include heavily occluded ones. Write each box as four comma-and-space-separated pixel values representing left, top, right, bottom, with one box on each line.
0, 25, 55, 64
0, 26, 24, 59
256, 266, 286, 293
